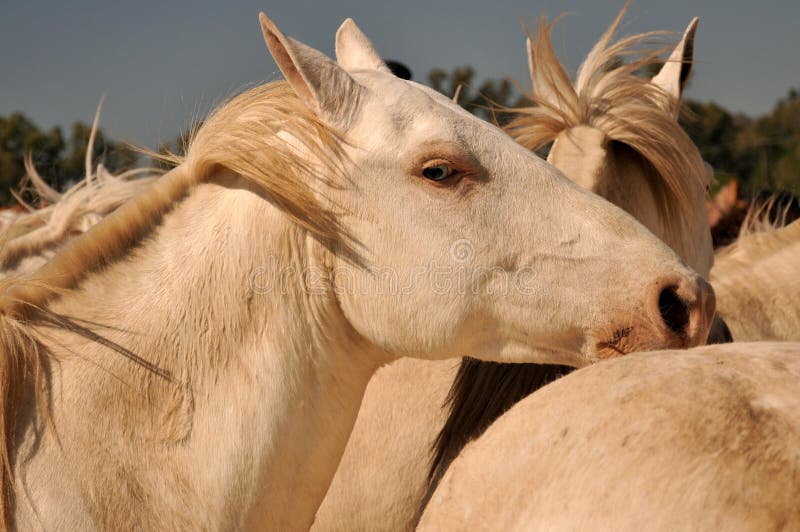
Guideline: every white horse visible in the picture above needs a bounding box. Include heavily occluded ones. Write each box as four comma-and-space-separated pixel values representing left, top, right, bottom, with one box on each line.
419, 342, 800, 531
0, 13, 712, 530
712, 218, 800, 340
513, 12, 712, 276
314, 10, 716, 531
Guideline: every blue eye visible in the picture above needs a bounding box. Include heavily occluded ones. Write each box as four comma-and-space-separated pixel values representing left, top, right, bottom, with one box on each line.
422, 164, 452, 181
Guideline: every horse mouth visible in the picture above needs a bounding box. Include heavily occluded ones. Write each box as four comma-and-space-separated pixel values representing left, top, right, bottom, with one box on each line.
595, 326, 633, 359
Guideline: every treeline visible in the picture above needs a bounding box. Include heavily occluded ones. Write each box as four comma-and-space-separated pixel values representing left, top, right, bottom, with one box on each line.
1, 70, 798, 205
0, 113, 136, 204
682, 91, 800, 195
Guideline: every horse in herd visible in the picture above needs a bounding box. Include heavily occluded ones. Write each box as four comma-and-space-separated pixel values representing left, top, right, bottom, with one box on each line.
0, 4, 797, 530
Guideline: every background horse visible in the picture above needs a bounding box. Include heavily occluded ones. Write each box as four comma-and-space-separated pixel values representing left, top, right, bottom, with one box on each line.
712, 219, 800, 340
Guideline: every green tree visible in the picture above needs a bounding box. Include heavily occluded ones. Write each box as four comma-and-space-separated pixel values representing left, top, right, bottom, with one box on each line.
751, 90, 800, 193
680, 101, 748, 189
0, 113, 137, 205
0, 113, 65, 204
680, 88, 800, 196
57, 121, 138, 188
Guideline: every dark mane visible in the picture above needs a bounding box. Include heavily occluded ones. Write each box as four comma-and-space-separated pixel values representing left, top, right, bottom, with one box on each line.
418, 358, 572, 518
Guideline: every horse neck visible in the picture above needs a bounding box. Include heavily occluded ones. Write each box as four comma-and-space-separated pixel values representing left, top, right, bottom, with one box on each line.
16, 172, 379, 530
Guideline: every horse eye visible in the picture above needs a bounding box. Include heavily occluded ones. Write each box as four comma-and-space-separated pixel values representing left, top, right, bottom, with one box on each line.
422, 164, 452, 182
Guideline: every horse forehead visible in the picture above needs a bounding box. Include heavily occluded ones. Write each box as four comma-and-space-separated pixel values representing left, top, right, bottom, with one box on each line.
352, 72, 492, 135
558, 125, 607, 150
354, 72, 450, 109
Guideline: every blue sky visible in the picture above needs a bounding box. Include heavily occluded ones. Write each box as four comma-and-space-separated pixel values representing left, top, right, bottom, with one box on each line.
1, 0, 798, 148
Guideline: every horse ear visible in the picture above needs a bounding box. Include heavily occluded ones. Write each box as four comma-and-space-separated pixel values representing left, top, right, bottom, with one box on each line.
259, 12, 364, 127
720, 179, 739, 209
335, 18, 391, 73
652, 17, 699, 100
713, 179, 739, 215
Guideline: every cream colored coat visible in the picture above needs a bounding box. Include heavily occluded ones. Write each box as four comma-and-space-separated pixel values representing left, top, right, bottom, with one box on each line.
419, 342, 800, 531
2, 13, 709, 531
712, 219, 800, 341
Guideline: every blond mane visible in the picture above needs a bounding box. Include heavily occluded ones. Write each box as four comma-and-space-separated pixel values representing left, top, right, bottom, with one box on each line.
506, 5, 706, 229
0, 80, 346, 526
0, 103, 162, 269
0, 162, 161, 271
738, 193, 799, 238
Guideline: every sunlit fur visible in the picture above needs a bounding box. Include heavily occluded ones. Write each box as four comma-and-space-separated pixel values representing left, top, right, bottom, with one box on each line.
712, 219, 800, 340
0, 14, 711, 530
314, 9, 716, 531
419, 343, 800, 530
421, 14, 799, 527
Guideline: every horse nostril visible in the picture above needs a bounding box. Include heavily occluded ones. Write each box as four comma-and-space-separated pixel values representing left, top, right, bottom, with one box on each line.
658, 286, 690, 336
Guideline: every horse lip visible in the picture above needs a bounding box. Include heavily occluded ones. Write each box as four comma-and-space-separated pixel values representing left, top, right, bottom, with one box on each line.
594, 326, 633, 359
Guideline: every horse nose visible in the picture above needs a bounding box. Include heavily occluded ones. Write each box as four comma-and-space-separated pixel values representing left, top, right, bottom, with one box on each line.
653, 276, 716, 347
